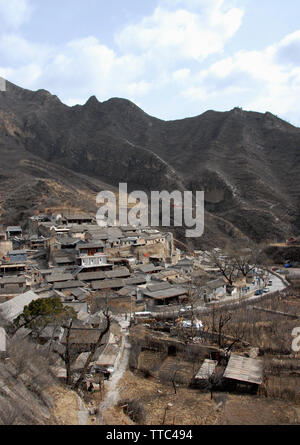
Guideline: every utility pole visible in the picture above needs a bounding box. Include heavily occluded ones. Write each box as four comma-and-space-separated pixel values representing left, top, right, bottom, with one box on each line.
130, 295, 133, 322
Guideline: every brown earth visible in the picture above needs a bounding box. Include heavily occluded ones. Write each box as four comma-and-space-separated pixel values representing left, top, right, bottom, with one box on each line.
47, 385, 80, 425
112, 370, 299, 425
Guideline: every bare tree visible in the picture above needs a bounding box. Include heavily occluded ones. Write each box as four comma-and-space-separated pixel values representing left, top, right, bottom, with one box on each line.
161, 405, 169, 425
202, 367, 225, 400
62, 319, 73, 386
90, 290, 111, 314
225, 310, 247, 352
231, 244, 266, 279
208, 250, 237, 286
217, 313, 232, 348
172, 368, 180, 395
208, 244, 268, 286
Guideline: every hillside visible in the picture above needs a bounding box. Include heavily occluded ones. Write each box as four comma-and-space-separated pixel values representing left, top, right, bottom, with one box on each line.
1, 80, 300, 247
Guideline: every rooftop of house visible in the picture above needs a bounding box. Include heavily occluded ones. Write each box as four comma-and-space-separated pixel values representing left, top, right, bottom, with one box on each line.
0, 327, 6, 352
137, 264, 164, 274
123, 232, 140, 238
0, 290, 41, 321
146, 282, 172, 293
194, 359, 218, 380
63, 302, 89, 315
91, 279, 125, 290
8, 250, 27, 256
121, 236, 139, 242
144, 234, 165, 241
55, 257, 75, 264
0, 276, 26, 284
223, 354, 264, 385
63, 213, 94, 221
105, 267, 131, 279
39, 267, 67, 275
53, 280, 85, 290
174, 258, 194, 267
82, 225, 109, 233
120, 225, 138, 232
77, 241, 105, 249
205, 278, 226, 290
38, 325, 63, 340
55, 237, 79, 246
143, 286, 188, 300
6, 226, 22, 232
29, 235, 49, 241
46, 273, 75, 284
0, 262, 27, 268
84, 233, 110, 241
117, 286, 136, 297
70, 288, 89, 301
77, 271, 106, 281
158, 269, 179, 277
125, 275, 147, 285
61, 327, 102, 345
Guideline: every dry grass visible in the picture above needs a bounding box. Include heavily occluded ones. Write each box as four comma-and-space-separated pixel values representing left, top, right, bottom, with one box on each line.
113, 370, 299, 425
101, 406, 135, 426
47, 386, 80, 425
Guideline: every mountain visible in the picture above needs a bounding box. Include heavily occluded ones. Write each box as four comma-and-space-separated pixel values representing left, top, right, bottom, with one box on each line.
0, 80, 300, 247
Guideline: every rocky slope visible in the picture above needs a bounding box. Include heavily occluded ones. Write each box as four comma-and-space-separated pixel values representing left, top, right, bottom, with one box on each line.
1, 80, 300, 246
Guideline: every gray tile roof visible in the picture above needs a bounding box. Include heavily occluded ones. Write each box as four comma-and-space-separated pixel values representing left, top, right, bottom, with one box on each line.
55, 257, 75, 264
206, 278, 226, 290
77, 271, 106, 281
0, 276, 26, 285
39, 267, 67, 275
143, 287, 188, 300
138, 264, 156, 273
46, 273, 74, 283
53, 280, 85, 290
117, 286, 136, 297
77, 241, 105, 249
91, 279, 125, 290
125, 275, 147, 285
0, 290, 41, 321
105, 268, 131, 279
146, 282, 172, 293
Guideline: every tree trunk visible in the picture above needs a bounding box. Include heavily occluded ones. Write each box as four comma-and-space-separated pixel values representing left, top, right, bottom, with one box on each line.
65, 320, 73, 386
73, 313, 111, 391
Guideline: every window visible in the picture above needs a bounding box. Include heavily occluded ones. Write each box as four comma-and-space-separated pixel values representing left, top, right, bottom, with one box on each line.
168, 346, 177, 356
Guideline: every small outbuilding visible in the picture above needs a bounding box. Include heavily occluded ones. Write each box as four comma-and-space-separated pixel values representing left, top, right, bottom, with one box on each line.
223, 354, 264, 393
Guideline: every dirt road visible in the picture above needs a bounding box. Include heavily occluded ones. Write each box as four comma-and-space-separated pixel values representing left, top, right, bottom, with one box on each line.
98, 318, 131, 424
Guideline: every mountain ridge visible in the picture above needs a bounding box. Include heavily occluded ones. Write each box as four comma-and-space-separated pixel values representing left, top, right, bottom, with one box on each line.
0, 79, 299, 247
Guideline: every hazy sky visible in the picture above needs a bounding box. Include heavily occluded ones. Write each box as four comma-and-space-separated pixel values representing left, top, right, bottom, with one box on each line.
0, 0, 300, 125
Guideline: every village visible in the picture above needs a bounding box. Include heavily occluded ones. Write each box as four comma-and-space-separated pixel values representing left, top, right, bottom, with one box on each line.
0, 210, 300, 425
